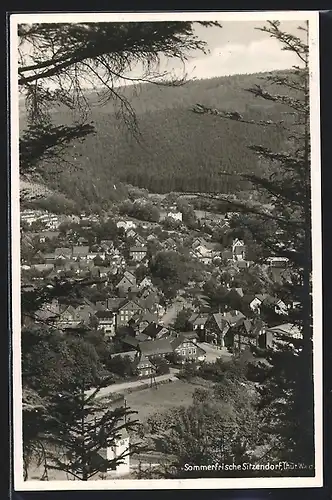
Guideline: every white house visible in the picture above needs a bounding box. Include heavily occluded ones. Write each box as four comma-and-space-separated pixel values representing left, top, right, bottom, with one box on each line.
106, 429, 130, 476
167, 211, 183, 222
117, 220, 137, 231
232, 238, 246, 261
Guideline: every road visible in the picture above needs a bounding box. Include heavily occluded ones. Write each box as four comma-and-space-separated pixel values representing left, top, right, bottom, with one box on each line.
160, 295, 190, 326
86, 368, 180, 399
198, 342, 233, 363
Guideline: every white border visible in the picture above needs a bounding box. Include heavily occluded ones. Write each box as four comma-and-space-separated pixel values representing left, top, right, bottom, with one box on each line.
11, 10, 323, 491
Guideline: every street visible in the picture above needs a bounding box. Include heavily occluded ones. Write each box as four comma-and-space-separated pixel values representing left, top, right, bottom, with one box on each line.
86, 368, 180, 398
160, 295, 190, 326
198, 342, 233, 363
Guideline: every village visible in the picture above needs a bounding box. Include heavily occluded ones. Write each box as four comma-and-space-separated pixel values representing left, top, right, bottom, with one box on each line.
20, 194, 300, 385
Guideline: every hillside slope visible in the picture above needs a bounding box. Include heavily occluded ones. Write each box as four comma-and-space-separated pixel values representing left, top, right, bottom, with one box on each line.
20, 72, 294, 207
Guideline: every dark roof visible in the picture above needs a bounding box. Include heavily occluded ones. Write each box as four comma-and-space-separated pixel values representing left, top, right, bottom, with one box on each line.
135, 333, 150, 342
121, 336, 139, 347
142, 323, 164, 338
95, 310, 115, 319
139, 338, 173, 356
212, 313, 229, 332
130, 246, 147, 252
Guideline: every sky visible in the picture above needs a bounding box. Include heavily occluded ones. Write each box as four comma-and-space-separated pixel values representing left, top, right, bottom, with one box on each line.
107, 20, 307, 87
17, 19, 308, 92
145, 20, 307, 82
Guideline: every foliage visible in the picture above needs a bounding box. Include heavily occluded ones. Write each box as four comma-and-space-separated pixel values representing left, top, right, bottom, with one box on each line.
149, 250, 199, 301
33, 387, 140, 480
172, 308, 193, 332
147, 370, 259, 478
119, 199, 160, 222
192, 20, 314, 469
106, 354, 134, 379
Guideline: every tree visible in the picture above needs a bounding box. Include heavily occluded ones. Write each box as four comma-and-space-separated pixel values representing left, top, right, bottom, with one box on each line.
31, 386, 141, 480
149, 250, 194, 301
18, 21, 221, 185
173, 308, 193, 332
192, 21, 314, 468
146, 371, 260, 478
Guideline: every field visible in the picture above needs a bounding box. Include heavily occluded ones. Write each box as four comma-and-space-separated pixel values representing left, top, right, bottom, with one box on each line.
125, 378, 207, 423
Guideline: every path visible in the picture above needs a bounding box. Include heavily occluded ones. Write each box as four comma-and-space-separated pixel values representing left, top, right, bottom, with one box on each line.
87, 368, 180, 398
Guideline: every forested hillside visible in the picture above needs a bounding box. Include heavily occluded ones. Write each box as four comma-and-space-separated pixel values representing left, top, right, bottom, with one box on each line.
19, 71, 294, 207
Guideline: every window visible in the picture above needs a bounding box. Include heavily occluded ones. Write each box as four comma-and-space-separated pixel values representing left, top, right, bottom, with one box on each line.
193, 348, 196, 354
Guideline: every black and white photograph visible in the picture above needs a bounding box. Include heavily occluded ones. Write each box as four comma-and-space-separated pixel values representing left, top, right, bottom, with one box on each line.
10, 11, 322, 490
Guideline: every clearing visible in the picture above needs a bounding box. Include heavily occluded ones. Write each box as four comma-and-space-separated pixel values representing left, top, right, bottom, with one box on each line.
125, 378, 207, 423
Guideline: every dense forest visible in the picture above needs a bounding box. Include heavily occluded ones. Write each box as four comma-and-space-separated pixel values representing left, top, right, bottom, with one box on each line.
19, 71, 294, 207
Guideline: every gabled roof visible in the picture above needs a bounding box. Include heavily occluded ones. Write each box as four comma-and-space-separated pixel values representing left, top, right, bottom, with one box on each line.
54, 247, 72, 256
118, 299, 143, 311
135, 332, 150, 342
121, 336, 139, 347
132, 353, 155, 370
212, 313, 229, 332
72, 246, 89, 256
223, 310, 246, 326
255, 294, 269, 303
171, 334, 199, 350
110, 350, 137, 361
142, 323, 164, 339
139, 338, 173, 356
191, 314, 209, 326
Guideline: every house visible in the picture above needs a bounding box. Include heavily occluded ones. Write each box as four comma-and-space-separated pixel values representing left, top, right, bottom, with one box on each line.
36, 231, 60, 243
138, 338, 173, 359
267, 323, 302, 341
116, 271, 137, 294
129, 246, 148, 262
204, 310, 245, 347
132, 353, 157, 378
232, 238, 246, 261
229, 318, 266, 353
137, 276, 152, 290
189, 313, 209, 335
128, 311, 158, 333
266, 256, 289, 268
100, 240, 115, 252
72, 246, 89, 260
116, 300, 144, 328
222, 250, 233, 262
32, 263, 55, 274
167, 211, 183, 222
54, 247, 72, 260
170, 335, 206, 363
77, 236, 90, 246
163, 238, 177, 250
174, 330, 199, 343
261, 295, 288, 316
117, 220, 137, 231
142, 323, 170, 340
75, 300, 96, 326
56, 305, 82, 329
95, 310, 116, 337
205, 312, 230, 346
